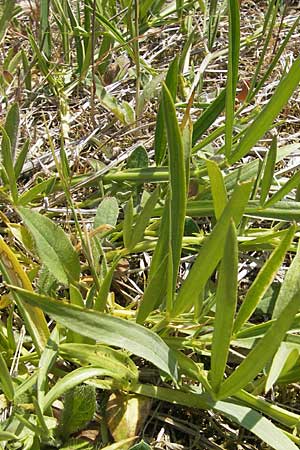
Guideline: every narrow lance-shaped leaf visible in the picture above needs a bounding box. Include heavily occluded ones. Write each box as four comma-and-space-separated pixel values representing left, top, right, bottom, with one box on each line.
218, 288, 300, 400
233, 224, 295, 334
225, 0, 240, 158
12, 287, 178, 381
171, 181, 252, 318
155, 56, 179, 165
162, 83, 187, 293
4, 103, 19, 160
229, 57, 300, 164
1, 127, 18, 202
265, 343, 299, 393
260, 135, 277, 205
210, 221, 238, 393
129, 188, 160, 249
192, 90, 226, 145
264, 170, 300, 208
206, 159, 227, 220
18, 207, 80, 285
123, 197, 134, 250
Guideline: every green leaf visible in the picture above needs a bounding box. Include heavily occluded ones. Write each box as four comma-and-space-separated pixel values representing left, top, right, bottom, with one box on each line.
225, 0, 240, 158
14, 138, 30, 180
213, 400, 299, 450
155, 56, 179, 165
230, 57, 300, 164
192, 90, 226, 145
260, 135, 277, 205
4, 102, 19, 160
12, 287, 178, 381
18, 207, 80, 285
264, 170, 300, 208
1, 127, 18, 202
123, 197, 134, 249
0, 352, 14, 401
129, 188, 160, 249
233, 225, 295, 333
37, 327, 59, 409
60, 385, 96, 438
162, 83, 187, 292
206, 159, 227, 219
218, 288, 300, 399
59, 343, 138, 381
265, 343, 299, 392
210, 221, 238, 392
273, 238, 300, 319
94, 197, 119, 229
126, 145, 149, 169
171, 181, 252, 318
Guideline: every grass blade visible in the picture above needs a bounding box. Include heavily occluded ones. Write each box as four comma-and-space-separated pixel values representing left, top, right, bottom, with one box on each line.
206, 159, 227, 219
260, 135, 277, 205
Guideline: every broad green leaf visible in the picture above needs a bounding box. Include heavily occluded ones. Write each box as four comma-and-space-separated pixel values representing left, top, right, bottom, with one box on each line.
162, 83, 186, 292
60, 385, 96, 437
233, 225, 295, 333
4, 103, 19, 159
210, 221, 238, 392
260, 135, 277, 205
155, 56, 179, 165
0, 352, 14, 401
230, 57, 300, 164
18, 207, 80, 285
225, 0, 240, 158
126, 146, 149, 169
12, 287, 178, 381
218, 289, 300, 400
171, 181, 252, 318
94, 197, 119, 229
273, 238, 300, 319
129, 441, 151, 450
206, 159, 227, 219
0, 236, 49, 353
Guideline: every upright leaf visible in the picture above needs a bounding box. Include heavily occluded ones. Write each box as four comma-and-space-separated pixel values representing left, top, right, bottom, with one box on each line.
162, 84, 186, 292
210, 221, 238, 393
260, 135, 277, 205
225, 0, 240, 158
4, 103, 19, 160
206, 159, 227, 219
